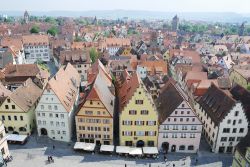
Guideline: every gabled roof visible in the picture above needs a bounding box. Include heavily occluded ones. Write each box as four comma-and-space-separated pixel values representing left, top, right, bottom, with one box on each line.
230, 84, 250, 122
10, 78, 42, 112
1, 37, 23, 53
22, 34, 49, 45
47, 63, 80, 113
5, 64, 40, 78
118, 71, 140, 112
59, 49, 91, 65
78, 60, 115, 116
156, 80, 186, 124
197, 84, 236, 126
88, 59, 112, 84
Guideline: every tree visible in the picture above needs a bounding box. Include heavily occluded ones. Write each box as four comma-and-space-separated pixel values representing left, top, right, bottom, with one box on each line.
45, 17, 57, 24
47, 27, 58, 36
89, 48, 99, 64
30, 25, 40, 33
247, 85, 250, 91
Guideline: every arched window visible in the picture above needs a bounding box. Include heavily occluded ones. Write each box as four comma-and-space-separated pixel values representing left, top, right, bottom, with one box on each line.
8, 126, 14, 131
19, 127, 27, 132
188, 145, 194, 150
179, 145, 185, 150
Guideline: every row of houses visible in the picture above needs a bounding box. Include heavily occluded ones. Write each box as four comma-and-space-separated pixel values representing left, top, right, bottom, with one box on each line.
0, 60, 248, 155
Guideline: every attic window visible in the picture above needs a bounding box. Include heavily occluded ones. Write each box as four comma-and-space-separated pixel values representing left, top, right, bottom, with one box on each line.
66, 96, 72, 102
138, 91, 141, 94
64, 101, 69, 107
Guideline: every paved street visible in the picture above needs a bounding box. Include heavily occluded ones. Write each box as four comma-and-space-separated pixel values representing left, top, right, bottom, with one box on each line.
6, 135, 233, 167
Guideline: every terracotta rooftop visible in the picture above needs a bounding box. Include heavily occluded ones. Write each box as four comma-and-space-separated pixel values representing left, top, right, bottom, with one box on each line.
1, 37, 23, 54
118, 71, 140, 112
156, 80, 186, 124
47, 63, 80, 113
22, 34, 49, 46
197, 84, 236, 126
5, 64, 40, 78
10, 78, 42, 112
59, 49, 91, 65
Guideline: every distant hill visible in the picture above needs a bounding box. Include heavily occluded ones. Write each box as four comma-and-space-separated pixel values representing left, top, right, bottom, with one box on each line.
1, 10, 250, 23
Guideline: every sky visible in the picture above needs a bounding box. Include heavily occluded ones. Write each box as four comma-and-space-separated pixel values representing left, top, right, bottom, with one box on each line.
1, 0, 250, 13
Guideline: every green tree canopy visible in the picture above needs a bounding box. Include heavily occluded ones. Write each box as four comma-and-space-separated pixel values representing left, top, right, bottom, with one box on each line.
45, 17, 57, 24
89, 48, 99, 64
30, 25, 40, 33
47, 26, 58, 36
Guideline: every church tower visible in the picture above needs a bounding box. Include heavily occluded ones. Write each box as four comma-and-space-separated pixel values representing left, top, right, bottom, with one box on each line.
24, 10, 29, 24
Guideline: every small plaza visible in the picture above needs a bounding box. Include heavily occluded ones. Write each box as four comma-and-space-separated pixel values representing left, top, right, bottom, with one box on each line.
6, 135, 232, 167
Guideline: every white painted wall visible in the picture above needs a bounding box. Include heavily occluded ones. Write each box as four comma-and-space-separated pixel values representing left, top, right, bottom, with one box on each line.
194, 102, 248, 153
136, 65, 147, 79
158, 101, 202, 153
36, 89, 72, 142
24, 45, 50, 64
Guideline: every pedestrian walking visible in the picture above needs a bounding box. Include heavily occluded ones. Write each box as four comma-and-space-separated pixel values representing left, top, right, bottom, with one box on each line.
164, 155, 167, 162
52, 145, 55, 149
173, 164, 175, 167
125, 164, 127, 167
195, 158, 198, 165
48, 156, 50, 163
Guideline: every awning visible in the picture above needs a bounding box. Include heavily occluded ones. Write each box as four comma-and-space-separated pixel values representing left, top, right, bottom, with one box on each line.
73, 142, 96, 151
129, 148, 143, 155
142, 147, 159, 154
116, 146, 131, 154
100, 145, 114, 152
74, 142, 85, 150
82, 143, 96, 151
6, 134, 27, 142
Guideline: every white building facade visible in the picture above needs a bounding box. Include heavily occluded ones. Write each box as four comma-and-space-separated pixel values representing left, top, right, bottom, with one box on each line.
22, 35, 50, 64
157, 82, 202, 153
0, 121, 9, 159
35, 64, 80, 142
194, 84, 249, 153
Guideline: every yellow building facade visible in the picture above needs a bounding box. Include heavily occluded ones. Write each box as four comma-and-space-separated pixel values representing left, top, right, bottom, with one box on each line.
76, 98, 113, 145
0, 97, 37, 135
0, 79, 42, 135
119, 73, 158, 147
76, 60, 115, 145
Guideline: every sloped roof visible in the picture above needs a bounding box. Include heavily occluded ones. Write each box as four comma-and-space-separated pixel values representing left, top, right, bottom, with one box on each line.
59, 49, 91, 65
139, 60, 168, 74
22, 34, 49, 45
93, 73, 115, 116
5, 64, 40, 77
197, 84, 236, 126
156, 80, 185, 124
1, 37, 23, 53
47, 63, 80, 112
230, 84, 250, 122
79, 60, 114, 116
10, 78, 42, 111
118, 71, 140, 112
